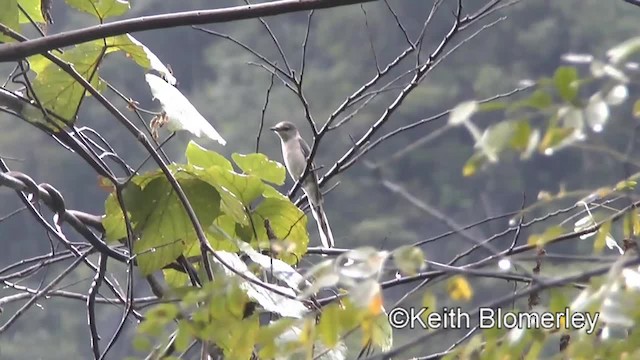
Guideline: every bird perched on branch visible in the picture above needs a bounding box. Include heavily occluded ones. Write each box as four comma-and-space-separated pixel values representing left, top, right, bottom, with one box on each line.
271, 121, 335, 248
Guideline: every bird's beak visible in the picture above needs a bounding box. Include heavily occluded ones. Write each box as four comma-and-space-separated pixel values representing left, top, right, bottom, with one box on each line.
269, 126, 278, 132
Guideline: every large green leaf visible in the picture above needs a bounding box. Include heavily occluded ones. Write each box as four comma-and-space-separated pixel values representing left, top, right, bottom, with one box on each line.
198, 167, 264, 224
65, 0, 130, 20
102, 182, 144, 243
250, 197, 308, 261
232, 153, 286, 185
103, 34, 151, 68
0, 1, 19, 42
131, 176, 221, 274
30, 42, 104, 125
18, 0, 46, 23
185, 140, 232, 170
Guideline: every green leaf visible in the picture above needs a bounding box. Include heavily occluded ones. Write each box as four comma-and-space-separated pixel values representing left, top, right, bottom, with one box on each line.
251, 197, 308, 261
226, 318, 259, 359
318, 303, 340, 348
232, 153, 286, 185
554, 66, 579, 103
262, 184, 288, 200
633, 99, 640, 118
132, 177, 221, 274
30, 42, 105, 125
0, 0, 19, 42
18, 0, 46, 23
199, 167, 264, 224
185, 140, 232, 170
103, 34, 151, 68
65, 0, 130, 20
593, 220, 611, 253
102, 182, 144, 243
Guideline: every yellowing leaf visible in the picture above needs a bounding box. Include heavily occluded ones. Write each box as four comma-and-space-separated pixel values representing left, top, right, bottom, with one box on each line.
232, 153, 286, 185
318, 303, 341, 348
538, 127, 575, 154
18, 0, 46, 23
447, 275, 473, 301
462, 152, 487, 177
554, 66, 579, 103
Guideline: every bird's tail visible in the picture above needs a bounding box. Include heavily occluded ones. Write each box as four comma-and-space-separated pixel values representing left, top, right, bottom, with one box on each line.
310, 202, 335, 248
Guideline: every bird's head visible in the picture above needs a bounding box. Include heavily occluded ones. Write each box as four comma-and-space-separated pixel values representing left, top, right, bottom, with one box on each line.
270, 121, 298, 141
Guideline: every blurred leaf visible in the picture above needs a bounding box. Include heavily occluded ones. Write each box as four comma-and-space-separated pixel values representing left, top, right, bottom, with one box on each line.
232, 153, 286, 185
318, 303, 340, 348
462, 151, 487, 177
527, 225, 564, 247
593, 220, 611, 253
163, 268, 190, 288
30, 42, 104, 125
509, 119, 532, 151
510, 90, 552, 111
18, 0, 45, 23
605, 84, 628, 106
447, 275, 473, 301
633, 99, 640, 118
585, 93, 610, 132
554, 66, 579, 103
174, 321, 193, 353
227, 318, 259, 359
538, 126, 575, 154
607, 36, 640, 64
185, 140, 233, 170
362, 310, 393, 352
65, 0, 130, 20
420, 293, 437, 325
448, 100, 478, 125
392, 245, 426, 275
615, 179, 637, 192
132, 177, 221, 274
478, 101, 508, 112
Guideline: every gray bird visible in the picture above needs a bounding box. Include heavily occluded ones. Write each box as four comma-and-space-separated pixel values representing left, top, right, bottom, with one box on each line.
271, 121, 335, 248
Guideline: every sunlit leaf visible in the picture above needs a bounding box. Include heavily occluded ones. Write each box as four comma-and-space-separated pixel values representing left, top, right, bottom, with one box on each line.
448, 100, 478, 125
30, 42, 104, 125
104, 34, 176, 84
250, 197, 309, 261
509, 119, 532, 151
521, 129, 540, 160
605, 84, 628, 106
185, 140, 232, 170
362, 309, 393, 352
447, 275, 473, 301
198, 166, 263, 224
65, 0, 130, 20
510, 90, 552, 111
554, 66, 579, 103
232, 153, 286, 185
146, 74, 226, 145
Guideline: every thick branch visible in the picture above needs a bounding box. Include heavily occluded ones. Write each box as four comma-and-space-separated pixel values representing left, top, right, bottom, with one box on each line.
0, 0, 377, 62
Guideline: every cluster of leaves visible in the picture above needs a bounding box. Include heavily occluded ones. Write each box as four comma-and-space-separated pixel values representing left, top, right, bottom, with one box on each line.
449, 36, 640, 177
102, 141, 307, 275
